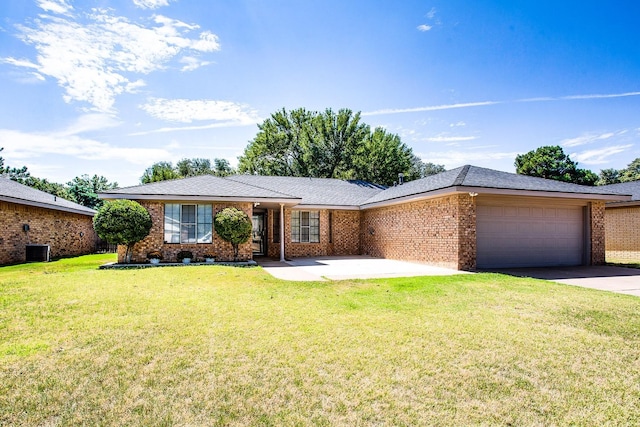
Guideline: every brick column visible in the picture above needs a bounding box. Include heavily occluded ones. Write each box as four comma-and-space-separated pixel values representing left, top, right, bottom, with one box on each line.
590, 201, 606, 265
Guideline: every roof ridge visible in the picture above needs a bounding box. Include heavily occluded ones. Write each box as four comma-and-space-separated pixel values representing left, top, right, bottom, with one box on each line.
452, 164, 471, 186
224, 175, 299, 198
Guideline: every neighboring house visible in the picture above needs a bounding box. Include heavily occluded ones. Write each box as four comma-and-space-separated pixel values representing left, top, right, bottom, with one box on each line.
600, 180, 640, 262
0, 177, 98, 265
99, 165, 629, 270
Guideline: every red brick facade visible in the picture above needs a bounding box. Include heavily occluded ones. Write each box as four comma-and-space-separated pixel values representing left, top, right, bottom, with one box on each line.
121, 201, 253, 263
0, 200, 97, 265
121, 193, 607, 271
605, 205, 640, 262
265, 208, 361, 259
360, 194, 476, 270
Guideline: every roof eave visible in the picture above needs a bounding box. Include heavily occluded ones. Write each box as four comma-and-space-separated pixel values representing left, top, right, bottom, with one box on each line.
0, 195, 96, 216
605, 200, 640, 208
359, 186, 631, 210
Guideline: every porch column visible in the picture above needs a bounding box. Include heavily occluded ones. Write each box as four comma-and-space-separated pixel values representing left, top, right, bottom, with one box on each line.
280, 203, 285, 262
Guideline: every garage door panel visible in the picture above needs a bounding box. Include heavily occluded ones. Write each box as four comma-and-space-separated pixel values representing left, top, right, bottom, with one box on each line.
477, 201, 585, 268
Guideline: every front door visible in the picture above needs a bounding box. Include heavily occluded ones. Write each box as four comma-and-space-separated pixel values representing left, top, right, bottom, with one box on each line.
252, 213, 265, 256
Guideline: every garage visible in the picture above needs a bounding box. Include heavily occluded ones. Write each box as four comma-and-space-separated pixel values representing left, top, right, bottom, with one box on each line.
476, 197, 586, 268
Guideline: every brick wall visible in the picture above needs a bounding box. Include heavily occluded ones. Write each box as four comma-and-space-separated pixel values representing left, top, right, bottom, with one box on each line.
266, 208, 361, 259
605, 205, 640, 262
121, 201, 253, 263
360, 194, 476, 270
0, 200, 97, 265
590, 201, 606, 265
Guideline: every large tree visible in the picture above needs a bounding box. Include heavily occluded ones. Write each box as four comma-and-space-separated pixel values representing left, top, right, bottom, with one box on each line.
238, 108, 438, 186
67, 174, 119, 210
515, 145, 597, 186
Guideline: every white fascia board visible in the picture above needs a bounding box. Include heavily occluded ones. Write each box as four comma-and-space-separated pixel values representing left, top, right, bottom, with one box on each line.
606, 200, 640, 208
457, 186, 633, 201
0, 195, 96, 216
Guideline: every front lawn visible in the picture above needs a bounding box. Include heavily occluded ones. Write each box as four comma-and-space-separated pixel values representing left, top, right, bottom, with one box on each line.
1, 255, 639, 425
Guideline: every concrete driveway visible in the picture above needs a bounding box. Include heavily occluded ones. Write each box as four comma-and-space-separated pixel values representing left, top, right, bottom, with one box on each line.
256, 256, 468, 281
491, 265, 640, 296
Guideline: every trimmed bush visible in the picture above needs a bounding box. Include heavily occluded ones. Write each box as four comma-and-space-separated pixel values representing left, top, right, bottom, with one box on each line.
93, 200, 152, 263
214, 207, 252, 261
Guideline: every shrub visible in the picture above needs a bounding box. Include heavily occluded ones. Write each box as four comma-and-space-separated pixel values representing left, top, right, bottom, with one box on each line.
93, 200, 152, 263
146, 251, 162, 260
214, 207, 252, 261
176, 250, 193, 262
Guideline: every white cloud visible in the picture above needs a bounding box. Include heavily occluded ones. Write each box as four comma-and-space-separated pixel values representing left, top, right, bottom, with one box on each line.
427, 8, 437, 19
561, 132, 614, 147
179, 56, 211, 71
571, 145, 632, 165
5, 6, 220, 113
133, 0, 172, 9
450, 121, 466, 128
417, 24, 432, 32
363, 101, 500, 116
0, 128, 171, 165
364, 91, 640, 118
37, 0, 73, 15
561, 130, 627, 147
425, 135, 477, 143
139, 97, 261, 124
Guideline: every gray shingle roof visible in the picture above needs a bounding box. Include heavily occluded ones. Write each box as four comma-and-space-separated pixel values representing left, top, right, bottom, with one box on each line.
100, 166, 629, 209
226, 175, 385, 206
362, 165, 627, 205
0, 177, 96, 215
600, 180, 640, 201
101, 175, 300, 200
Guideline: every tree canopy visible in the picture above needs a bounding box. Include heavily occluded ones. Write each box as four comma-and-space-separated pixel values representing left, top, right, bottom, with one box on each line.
214, 207, 252, 261
93, 200, 152, 263
67, 174, 119, 210
514, 145, 597, 186
237, 108, 444, 186
595, 158, 640, 185
141, 157, 235, 184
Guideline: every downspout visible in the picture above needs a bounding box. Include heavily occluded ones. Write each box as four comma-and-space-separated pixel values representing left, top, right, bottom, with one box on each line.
280, 203, 285, 262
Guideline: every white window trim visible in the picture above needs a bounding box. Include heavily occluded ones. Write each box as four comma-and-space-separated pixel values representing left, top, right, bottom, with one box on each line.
164, 203, 212, 244
291, 210, 320, 243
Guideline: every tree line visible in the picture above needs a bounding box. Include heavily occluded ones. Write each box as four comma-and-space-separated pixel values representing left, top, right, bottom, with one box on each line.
514, 145, 640, 186
1, 147, 118, 209
4, 108, 639, 209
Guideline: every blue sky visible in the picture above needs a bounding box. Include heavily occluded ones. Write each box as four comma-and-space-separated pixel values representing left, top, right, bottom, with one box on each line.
1, 0, 639, 187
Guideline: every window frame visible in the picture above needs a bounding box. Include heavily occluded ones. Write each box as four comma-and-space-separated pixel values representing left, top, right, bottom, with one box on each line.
291, 210, 320, 243
164, 203, 213, 244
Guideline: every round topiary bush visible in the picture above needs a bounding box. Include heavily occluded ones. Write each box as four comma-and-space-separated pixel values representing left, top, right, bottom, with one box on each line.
93, 199, 152, 263
214, 207, 252, 261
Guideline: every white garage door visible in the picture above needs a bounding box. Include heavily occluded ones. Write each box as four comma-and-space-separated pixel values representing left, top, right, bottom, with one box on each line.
476, 201, 585, 268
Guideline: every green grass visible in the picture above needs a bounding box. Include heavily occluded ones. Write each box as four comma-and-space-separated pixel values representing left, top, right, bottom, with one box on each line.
1, 254, 640, 425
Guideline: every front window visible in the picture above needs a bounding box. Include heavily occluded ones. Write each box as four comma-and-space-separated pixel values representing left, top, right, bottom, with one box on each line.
164, 203, 212, 244
291, 210, 319, 243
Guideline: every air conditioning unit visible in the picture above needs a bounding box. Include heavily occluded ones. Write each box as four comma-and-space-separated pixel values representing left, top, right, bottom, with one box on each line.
26, 244, 50, 262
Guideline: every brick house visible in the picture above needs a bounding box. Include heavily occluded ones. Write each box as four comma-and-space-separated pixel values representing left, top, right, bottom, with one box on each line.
0, 177, 98, 265
600, 180, 640, 262
99, 165, 629, 270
